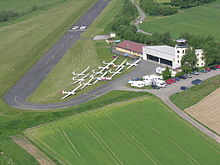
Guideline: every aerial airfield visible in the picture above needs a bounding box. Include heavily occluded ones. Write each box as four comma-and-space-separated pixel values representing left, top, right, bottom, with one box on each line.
1, 0, 220, 164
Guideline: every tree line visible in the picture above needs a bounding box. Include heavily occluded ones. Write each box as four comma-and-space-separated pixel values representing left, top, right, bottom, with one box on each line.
0, 5, 38, 23
107, 0, 175, 46
180, 33, 220, 67
171, 0, 215, 8
140, 0, 178, 16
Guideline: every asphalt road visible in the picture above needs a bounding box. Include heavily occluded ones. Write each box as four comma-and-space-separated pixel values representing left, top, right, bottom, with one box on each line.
6, 60, 160, 110
4, 0, 112, 110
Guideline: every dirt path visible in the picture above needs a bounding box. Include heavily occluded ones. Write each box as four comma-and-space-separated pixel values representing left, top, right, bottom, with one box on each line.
185, 88, 220, 135
12, 135, 56, 165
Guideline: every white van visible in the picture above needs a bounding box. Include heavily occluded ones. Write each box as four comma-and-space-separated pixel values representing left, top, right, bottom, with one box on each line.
152, 80, 166, 88
130, 81, 145, 88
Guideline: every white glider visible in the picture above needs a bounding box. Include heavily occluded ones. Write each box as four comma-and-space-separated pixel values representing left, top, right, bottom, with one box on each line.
61, 83, 82, 99
98, 58, 118, 71
126, 58, 141, 69
72, 73, 89, 84
116, 59, 127, 71
72, 66, 90, 80
80, 75, 95, 90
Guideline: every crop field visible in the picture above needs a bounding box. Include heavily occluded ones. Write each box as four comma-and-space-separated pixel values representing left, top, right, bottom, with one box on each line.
25, 96, 220, 165
186, 88, 220, 135
28, 0, 125, 103
140, 0, 220, 41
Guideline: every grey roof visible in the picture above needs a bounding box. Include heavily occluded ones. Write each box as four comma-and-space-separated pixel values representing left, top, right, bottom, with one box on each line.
143, 45, 175, 61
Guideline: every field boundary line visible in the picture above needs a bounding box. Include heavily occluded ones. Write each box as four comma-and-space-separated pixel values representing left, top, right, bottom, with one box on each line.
11, 135, 57, 165
85, 124, 122, 165
88, 124, 124, 165
39, 140, 70, 165
107, 114, 159, 165
62, 130, 81, 157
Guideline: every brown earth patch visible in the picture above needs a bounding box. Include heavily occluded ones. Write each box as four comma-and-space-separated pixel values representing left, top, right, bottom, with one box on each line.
12, 135, 56, 165
185, 88, 220, 135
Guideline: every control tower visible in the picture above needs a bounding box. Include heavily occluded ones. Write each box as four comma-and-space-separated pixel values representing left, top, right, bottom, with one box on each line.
174, 39, 188, 68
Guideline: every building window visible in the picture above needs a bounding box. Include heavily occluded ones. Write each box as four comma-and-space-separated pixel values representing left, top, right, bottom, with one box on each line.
182, 50, 184, 54
202, 63, 204, 66
177, 50, 179, 53
177, 55, 179, 58
178, 60, 179, 63
197, 64, 199, 66
201, 57, 204, 60
197, 53, 199, 56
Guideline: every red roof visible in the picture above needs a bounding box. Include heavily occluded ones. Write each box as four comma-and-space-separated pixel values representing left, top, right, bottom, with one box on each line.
116, 40, 146, 54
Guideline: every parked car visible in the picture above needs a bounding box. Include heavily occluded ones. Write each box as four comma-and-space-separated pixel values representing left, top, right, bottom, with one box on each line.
165, 78, 176, 84
131, 78, 142, 81
191, 71, 199, 75
199, 69, 208, 73
191, 79, 203, 85
165, 79, 173, 84
205, 67, 211, 72
174, 78, 180, 81
186, 74, 192, 78
215, 65, 220, 69
151, 84, 160, 89
179, 75, 187, 79
210, 66, 217, 70
169, 78, 177, 83
180, 86, 189, 90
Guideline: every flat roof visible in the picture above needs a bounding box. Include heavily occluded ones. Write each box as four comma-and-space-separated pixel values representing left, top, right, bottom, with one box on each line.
143, 45, 175, 61
116, 40, 146, 54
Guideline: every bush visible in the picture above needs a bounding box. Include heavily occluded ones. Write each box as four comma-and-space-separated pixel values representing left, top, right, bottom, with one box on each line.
0, 10, 19, 22
170, 0, 215, 9
140, 0, 178, 16
31, 5, 38, 11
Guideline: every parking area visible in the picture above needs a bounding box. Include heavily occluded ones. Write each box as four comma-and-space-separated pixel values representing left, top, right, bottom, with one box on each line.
123, 65, 220, 99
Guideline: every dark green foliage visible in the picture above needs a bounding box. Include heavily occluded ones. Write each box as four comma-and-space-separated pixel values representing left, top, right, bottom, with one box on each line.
162, 66, 172, 80
181, 49, 198, 73
0, 10, 19, 22
140, 0, 178, 16
171, 0, 215, 8
180, 33, 220, 66
31, 5, 38, 11
107, 0, 175, 46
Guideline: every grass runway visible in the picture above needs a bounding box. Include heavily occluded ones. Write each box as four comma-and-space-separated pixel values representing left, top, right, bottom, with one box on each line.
26, 96, 220, 165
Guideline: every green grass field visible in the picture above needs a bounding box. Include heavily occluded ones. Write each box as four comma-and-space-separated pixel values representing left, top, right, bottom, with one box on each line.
0, 91, 146, 165
170, 74, 220, 110
28, 0, 126, 103
0, 0, 96, 114
0, 0, 98, 164
140, 0, 220, 41
0, 0, 61, 12
25, 96, 220, 165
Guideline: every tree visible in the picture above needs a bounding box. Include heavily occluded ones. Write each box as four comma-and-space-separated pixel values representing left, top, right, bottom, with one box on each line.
162, 67, 172, 80
181, 49, 198, 73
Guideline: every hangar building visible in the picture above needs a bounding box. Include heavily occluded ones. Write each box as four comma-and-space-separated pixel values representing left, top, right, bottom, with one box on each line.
115, 39, 205, 69
143, 39, 205, 69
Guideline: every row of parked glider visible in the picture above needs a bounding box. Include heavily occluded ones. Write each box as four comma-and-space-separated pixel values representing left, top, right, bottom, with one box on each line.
61, 58, 141, 99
